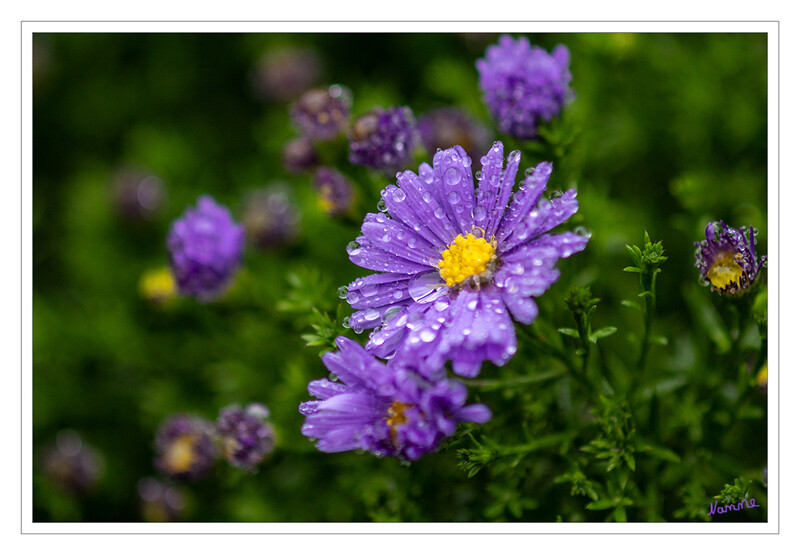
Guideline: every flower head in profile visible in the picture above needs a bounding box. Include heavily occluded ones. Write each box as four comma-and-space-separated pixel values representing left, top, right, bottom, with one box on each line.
477, 35, 573, 140
348, 106, 419, 176
154, 415, 218, 481
167, 196, 245, 302
343, 142, 588, 378
216, 403, 275, 472
299, 337, 491, 461
695, 221, 766, 295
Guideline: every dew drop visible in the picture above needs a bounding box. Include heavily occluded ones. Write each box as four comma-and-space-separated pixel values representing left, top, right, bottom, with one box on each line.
525, 167, 535, 176
574, 226, 592, 238
422, 191, 432, 203
392, 188, 406, 202
377, 199, 388, 212
392, 289, 404, 300
420, 329, 436, 343
472, 205, 487, 222
461, 156, 472, 167
341, 316, 351, 329
447, 191, 460, 204
444, 167, 460, 186
337, 286, 348, 299
475, 170, 483, 180
549, 189, 563, 200
364, 308, 380, 321
346, 241, 361, 254
361, 284, 377, 297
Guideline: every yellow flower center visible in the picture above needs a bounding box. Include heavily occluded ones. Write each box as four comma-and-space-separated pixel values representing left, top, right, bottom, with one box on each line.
707, 251, 744, 289
164, 435, 197, 474
139, 267, 176, 303
386, 401, 413, 444
437, 233, 496, 288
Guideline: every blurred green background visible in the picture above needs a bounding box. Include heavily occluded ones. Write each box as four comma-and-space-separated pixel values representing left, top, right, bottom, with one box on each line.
32, 33, 767, 522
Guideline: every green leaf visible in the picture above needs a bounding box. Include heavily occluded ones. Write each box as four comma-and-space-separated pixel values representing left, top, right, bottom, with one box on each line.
590, 327, 618, 343
623, 266, 642, 273
586, 499, 616, 511
558, 327, 581, 338
621, 299, 644, 312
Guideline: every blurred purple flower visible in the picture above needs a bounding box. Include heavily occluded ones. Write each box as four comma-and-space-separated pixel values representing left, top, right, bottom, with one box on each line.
111, 167, 166, 222
299, 337, 491, 461
138, 477, 186, 522
348, 106, 419, 176
216, 403, 275, 472
344, 141, 588, 378
477, 35, 573, 140
167, 196, 245, 302
251, 47, 322, 102
417, 107, 490, 171
154, 415, 218, 481
242, 186, 300, 250
291, 85, 352, 140
40, 429, 104, 494
695, 220, 766, 295
313, 167, 354, 216
282, 136, 319, 174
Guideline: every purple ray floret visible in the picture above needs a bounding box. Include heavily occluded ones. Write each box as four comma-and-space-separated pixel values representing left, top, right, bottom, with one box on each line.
299, 337, 491, 461
167, 195, 245, 301
477, 35, 573, 140
344, 141, 588, 378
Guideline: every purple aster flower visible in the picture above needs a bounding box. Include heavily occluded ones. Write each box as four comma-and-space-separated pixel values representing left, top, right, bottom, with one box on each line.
313, 167, 354, 216
291, 85, 352, 140
282, 136, 319, 174
694, 221, 766, 295
216, 403, 275, 472
299, 337, 491, 461
40, 430, 104, 494
418, 108, 491, 172
477, 35, 573, 140
167, 196, 245, 302
250, 47, 322, 103
154, 414, 218, 481
242, 186, 301, 249
111, 167, 167, 222
138, 477, 186, 522
343, 141, 588, 378
348, 106, 419, 176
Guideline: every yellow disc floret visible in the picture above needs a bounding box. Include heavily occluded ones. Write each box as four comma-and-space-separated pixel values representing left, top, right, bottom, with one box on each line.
707, 251, 744, 289
386, 401, 413, 444
437, 233, 496, 288
163, 435, 197, 474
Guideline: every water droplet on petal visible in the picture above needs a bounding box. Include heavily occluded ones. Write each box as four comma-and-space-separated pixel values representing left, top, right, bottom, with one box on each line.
337, 286, 348, 299
447, 191, 460, 204
377, 199, 388, 212
444, 167, 460, 186
472, 205, 487, 222
364, 308, 380, 321
420, 329, 436, 343
549, 189, 563, 200
341, 316, 351, 329
408, 271, 447, 304
574, 226, 592, 239
346, 241, 361, 254
392, 188, 406, 202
